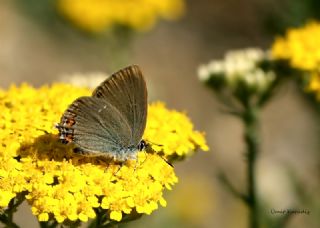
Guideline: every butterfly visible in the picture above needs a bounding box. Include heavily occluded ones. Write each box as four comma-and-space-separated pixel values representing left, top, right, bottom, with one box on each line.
56, 65, 148, 162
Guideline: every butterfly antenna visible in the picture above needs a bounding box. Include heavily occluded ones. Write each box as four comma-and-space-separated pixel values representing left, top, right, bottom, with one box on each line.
145, 141, 173, 168
147, 140, 163, 147
161, 156, 173, 167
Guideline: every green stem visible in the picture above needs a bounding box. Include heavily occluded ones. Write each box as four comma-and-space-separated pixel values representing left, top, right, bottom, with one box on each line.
39, 220, 58, 228
0, 194, 25, 228
218, 172, 247, 202
89, 208, 141, 228
89, 208, 117, 228
6, 200, 17, 227
90, 208, 103, 228
243, 105, 260, 228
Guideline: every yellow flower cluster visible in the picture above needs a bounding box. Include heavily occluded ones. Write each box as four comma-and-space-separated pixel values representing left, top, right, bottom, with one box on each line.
0, 83, 208, 223
271, 21, 320, 71
144, 102, 209, 158
57, 0, 185, 33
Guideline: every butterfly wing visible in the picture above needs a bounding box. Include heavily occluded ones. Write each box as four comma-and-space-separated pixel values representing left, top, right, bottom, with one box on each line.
92, 65, 148, 146
58, 96, 132, 155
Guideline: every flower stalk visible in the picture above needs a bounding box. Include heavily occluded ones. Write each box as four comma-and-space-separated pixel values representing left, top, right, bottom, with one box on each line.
198, 48, 282, 228
243, 104, 260, 228
218, 103, 261, 228
39, 220, 58, 228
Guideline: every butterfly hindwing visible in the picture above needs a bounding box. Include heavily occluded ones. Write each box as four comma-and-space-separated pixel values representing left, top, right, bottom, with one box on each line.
58, 96, 132, 156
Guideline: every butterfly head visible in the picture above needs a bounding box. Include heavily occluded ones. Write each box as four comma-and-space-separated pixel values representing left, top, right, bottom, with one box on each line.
137, 140, 147, 151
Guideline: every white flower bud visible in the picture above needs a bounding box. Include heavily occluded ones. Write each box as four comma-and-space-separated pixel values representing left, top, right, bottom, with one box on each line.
207, 60, 224, 74
58, 72, 107, 89
198, 48, 275, 93
197, 65, 211, 81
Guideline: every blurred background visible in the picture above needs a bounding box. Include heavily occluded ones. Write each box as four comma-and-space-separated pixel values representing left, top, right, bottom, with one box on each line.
1, 0, 320, 227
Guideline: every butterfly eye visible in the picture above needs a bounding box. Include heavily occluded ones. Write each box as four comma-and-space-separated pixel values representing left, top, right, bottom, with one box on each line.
138, 140, 147, 151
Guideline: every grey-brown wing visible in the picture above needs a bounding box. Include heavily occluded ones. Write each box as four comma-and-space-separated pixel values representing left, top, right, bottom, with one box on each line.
58, 96, 132, 154
92, 65, 147, 146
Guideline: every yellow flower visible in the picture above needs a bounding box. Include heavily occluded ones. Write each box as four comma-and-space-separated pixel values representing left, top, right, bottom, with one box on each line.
57, 0, 185, 33
306, 70, 320, 100
0, 83, 207, 223
271, 21, 320, 71
271, 22, 320, 98
0, 191, 16, 208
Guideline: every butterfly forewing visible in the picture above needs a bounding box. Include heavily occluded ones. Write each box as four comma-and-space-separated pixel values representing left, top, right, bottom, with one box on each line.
57, 65, 148, 158
92, 65, 148, 146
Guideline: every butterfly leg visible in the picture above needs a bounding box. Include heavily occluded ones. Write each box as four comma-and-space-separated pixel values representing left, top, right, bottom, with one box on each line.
133, 157, 139, 172
73, 147, 91, 156
113, 163, 124, 176
139, 150, 148, 167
